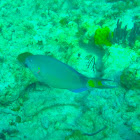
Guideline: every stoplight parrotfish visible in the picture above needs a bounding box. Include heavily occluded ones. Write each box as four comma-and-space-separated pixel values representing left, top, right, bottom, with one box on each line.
17, 53, 118, 93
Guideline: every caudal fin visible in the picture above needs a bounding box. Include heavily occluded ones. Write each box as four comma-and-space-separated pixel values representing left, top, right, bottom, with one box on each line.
87, 78, 118, 89
100, 79, 118, 88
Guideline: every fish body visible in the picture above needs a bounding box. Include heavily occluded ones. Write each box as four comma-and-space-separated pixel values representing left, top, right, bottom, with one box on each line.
24, 55, 117, 92
25, 55, 88, 91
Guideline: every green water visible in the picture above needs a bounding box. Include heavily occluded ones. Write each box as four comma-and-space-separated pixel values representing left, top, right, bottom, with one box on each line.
0, 0, 140, 139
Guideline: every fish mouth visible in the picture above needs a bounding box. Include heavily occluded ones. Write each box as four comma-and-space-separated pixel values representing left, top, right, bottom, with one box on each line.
25, 57, 33, 68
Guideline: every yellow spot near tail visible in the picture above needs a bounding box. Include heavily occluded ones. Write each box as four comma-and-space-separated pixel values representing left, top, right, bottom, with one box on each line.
88, 79, 96, 87
97, 81, 103, 86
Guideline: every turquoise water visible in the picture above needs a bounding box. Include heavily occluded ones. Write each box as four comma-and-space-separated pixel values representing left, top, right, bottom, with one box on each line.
0, 0, 140, 139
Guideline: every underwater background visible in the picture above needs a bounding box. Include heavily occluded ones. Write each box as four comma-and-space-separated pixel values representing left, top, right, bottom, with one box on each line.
0, 0, 140, 139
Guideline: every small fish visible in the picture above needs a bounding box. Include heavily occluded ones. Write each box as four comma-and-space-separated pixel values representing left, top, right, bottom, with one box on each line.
19, 53, 117, 93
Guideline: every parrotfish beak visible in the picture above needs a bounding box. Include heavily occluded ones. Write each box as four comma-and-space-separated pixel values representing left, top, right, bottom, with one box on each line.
17, 52, 33, 66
